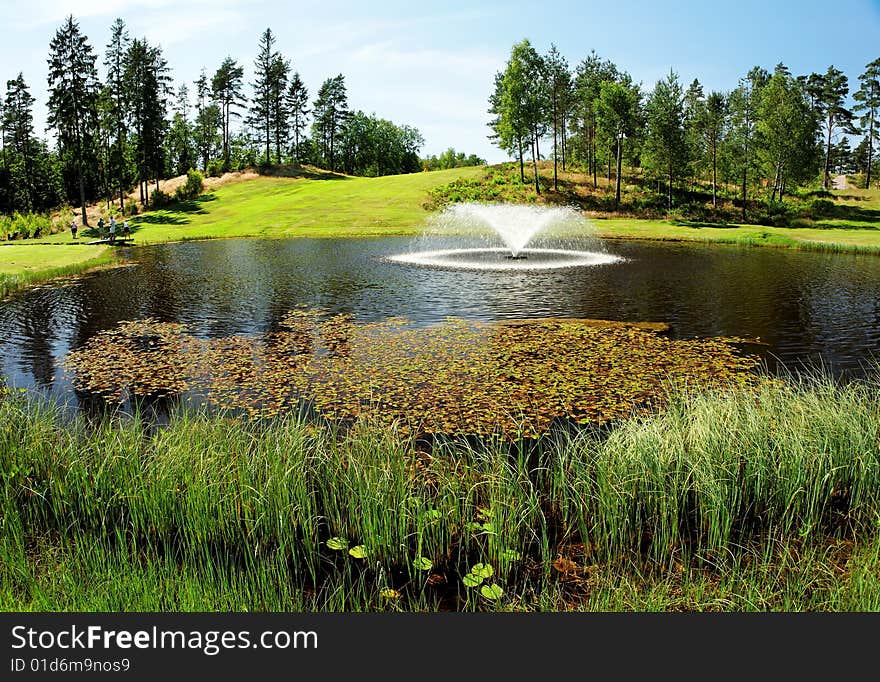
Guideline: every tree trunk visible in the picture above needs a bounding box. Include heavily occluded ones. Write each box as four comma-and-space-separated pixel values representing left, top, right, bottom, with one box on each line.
614, 136, 622, 209
607, 152, 612, 184
823, 115, 833, 191
667, 162, 673, 212
265, 113, 271, 166
518, 140, 524, 183
867, 110, 875, 189
561, 112, 567, 171
711, 140, 717, 208
741, 168, 747, 223
552, 98, 558, 191
531, 135, 540, 194
592, 131, 597, 188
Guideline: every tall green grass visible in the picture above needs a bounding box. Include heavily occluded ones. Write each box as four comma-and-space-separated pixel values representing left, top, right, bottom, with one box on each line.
1, 373, 879, 611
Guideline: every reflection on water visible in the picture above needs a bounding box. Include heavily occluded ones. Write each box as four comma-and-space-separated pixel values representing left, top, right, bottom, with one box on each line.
1, 236, 879, 416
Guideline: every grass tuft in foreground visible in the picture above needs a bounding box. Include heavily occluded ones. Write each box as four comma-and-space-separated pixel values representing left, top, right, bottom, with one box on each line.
1, 373, 879, 611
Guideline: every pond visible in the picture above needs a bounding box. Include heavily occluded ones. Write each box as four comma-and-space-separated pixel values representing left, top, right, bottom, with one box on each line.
2, 236, 879, 416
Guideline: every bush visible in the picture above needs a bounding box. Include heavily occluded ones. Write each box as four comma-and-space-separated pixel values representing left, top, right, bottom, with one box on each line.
151, 189, 172, 209
206, 159, 224, 178
175, 169, 204, 202
124, 200, 139, 217
808, 198, 835, 218
0, 215, 12, 240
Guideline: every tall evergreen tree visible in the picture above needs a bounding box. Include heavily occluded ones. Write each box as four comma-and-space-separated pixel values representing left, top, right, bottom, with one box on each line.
211, 58, 245, 171
167, 84, 194, 176
2, 74, 36, 211
46, 15, 101, 224
104, 18, 130, 210
854, 58, 880, 188
250, 29, 280, 165
644, 70, 688, 211
726, 67, 768, 221
286, 72, 309, 163
814, 66, 854, 190
268, 54, 290, 164
696, 91, 727, 207
595, 80, 640, 208
125, 38, 171, 205
311, 75, 349, 171
544, 44, 571, 191
193, 69, 221, 171
572, 52, 619, 187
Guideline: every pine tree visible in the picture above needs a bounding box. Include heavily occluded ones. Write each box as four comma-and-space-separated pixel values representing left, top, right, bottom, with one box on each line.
193, 69, 221, 171
544, 44, 571, 191
104, 18, 130, 210
47, 15, 101, 224
211, 58, 245, 171
854, 58, 880, 188
311, 75, 349, 171
2, 74, 36, 210
125, 38, 171, 205
726, 67, 768, 221
250, 29, 278, 165
814, 66, 854, 190
644, 70, 688, 211
286, 72, 309, 163
595, 79, 640, 208
697, 92, 727, 208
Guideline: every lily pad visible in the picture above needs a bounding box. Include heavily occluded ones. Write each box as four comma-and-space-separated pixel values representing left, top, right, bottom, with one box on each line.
413, 556, 433, 571
470, 563, 494, 579
480, 584, 504, 600
326, 537, 348, 551
462, 573, 483, 588
348, 545, 368, 559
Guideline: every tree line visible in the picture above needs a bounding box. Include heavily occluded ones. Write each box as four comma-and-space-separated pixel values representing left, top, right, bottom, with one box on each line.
490, 39, 880, 217
0, 17, 479, 222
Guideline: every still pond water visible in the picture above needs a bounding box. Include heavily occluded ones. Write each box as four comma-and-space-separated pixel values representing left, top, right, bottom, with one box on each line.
2, 236, 879, 412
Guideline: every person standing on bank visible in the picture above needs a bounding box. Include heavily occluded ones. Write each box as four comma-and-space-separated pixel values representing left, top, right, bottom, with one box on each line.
70, 217, 78, 240
109, 219, 116, 243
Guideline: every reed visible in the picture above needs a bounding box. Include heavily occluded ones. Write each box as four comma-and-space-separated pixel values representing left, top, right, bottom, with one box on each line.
1, 372, 878, 611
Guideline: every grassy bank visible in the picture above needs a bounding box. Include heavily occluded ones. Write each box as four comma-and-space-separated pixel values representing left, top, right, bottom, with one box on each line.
0, 244, 115, 299
591, 218, 880, 253
2, 374, 878, 611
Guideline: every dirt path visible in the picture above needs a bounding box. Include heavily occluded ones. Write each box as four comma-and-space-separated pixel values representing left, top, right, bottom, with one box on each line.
833, 174, 848, 191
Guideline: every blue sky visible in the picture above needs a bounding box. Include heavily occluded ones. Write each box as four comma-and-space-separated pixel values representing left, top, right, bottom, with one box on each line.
2, 0, 879, 163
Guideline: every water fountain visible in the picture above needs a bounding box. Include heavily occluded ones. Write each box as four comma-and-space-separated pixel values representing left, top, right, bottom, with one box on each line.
388, 203, 624, 271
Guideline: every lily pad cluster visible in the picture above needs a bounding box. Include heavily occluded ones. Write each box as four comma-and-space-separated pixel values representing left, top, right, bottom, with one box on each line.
63, 308, 760, 437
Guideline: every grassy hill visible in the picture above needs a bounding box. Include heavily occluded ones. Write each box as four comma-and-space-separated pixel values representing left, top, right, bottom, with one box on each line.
128, 166, 485, 243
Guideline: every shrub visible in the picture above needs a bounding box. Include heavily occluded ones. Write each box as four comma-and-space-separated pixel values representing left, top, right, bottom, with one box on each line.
206, 159, 224, 178
808, 198, 835, 218
0, 215, 12, 240
124, 200, 139, 217
151, 189, 172, 209
186, 168, 204, 196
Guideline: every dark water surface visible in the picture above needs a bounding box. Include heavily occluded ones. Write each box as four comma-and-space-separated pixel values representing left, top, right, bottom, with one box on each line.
2, 236, 879, 410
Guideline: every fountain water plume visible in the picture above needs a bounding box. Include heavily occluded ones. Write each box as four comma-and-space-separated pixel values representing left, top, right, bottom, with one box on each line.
389, 202, 624, 272
442, 203, 585, 257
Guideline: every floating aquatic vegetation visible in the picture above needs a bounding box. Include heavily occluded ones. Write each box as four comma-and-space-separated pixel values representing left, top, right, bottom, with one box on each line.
63, 309, 761, 437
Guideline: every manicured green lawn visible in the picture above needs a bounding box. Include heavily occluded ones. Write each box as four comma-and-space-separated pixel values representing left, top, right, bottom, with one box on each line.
127, 167, 486, 243
592, 217, 880, 251
0, 243, 108, 274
